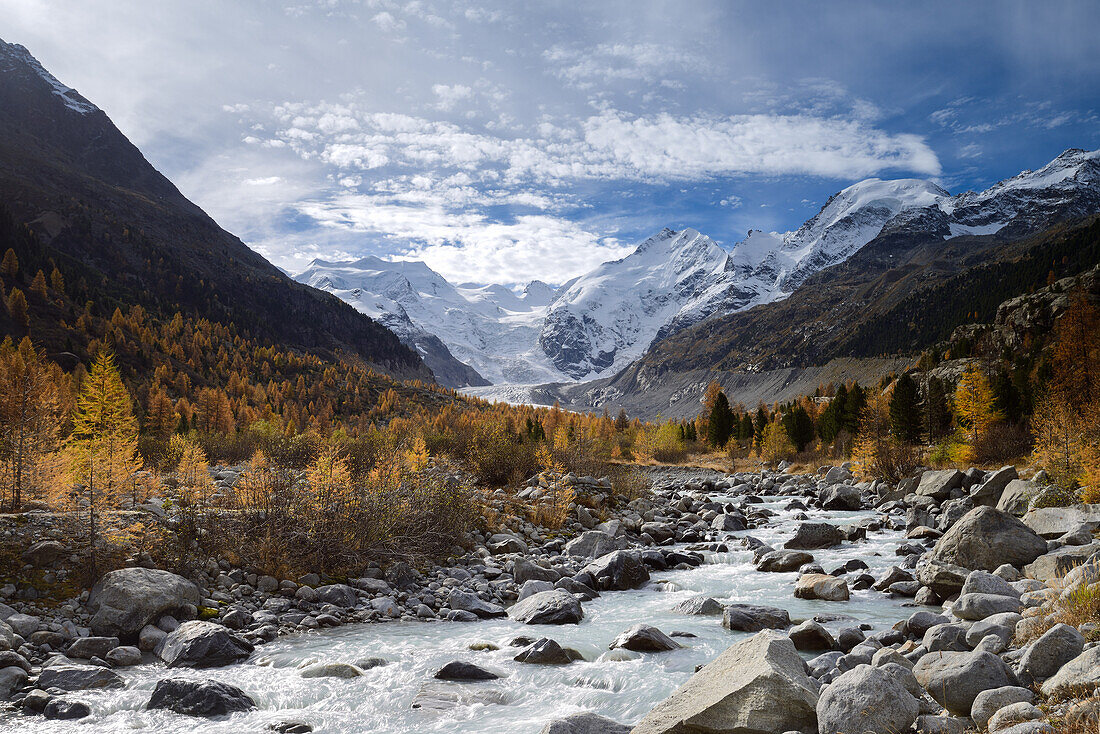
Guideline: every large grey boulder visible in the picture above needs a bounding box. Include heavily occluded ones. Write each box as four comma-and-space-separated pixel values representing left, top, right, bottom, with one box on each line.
672, 596, 724, 616
1022, 505, 1100, 539
581, 551, 649, 591
1040, 645, 1100, 697
37, 664, 124, 691
794, 574, 849, 601
917, 560, 970, 597
952, 593, 1023, 620
723, 604, 791, 632
821, 485, 862, 511
66, 636, 119, 659
538, 712, 630, 734
971, 466, 1019, 507
313, 584, 357, 608
514, 638, 582, 665
913, 650, 1018, 715
931, 507, 1047, 571
631, 632, 819, 734
971, 686, 1035, 728
515, 559, 561, 584
784, 522, 845, 550
757, 549, 814, 573
147, 678, 256, 717
447, 590, 506, 619
1019, 623, 1085, 681
0, 666, 27, 699
1025, 543, 1100, 582
961, 570, 1021, 598
88, 568, 200, 638
22, 540, 65, 566
817, 664, 919, 734
997, 480, 1039, 515
564, 531, 627, 558
298, 662, 362, 678
507, 590, 583, 625
789, 621, 836, 651
917, 469, 964, 500
609, 624, 680, 652
156, 621, 254, 668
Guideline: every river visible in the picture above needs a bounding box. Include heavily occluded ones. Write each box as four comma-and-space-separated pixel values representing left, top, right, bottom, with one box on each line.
11, 493, 914, 734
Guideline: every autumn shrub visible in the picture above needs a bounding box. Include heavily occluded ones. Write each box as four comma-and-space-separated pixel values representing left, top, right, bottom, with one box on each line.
463, 421, 537, 486
971, 420, 1033, 465
633, 423, 686, 463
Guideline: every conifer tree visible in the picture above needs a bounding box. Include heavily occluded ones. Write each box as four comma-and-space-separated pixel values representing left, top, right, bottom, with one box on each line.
0, 338, 61, 510
7, 289, 28, 331
707, 391, 735, 448
782, 405, 815, 451
923, 376, 952, 441
954, 364, 1002, 448
1, 249, 17, 278
66, 351, 141, 574
888, 373, 922, 443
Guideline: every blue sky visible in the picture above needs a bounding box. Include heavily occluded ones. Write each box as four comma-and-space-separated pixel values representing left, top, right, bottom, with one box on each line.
2, 0, 1098, 285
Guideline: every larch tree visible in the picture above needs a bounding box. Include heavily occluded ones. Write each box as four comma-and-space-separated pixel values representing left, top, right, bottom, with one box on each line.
954, 364, 1002, 449
8, 289, 28, 331
0, 337, 62, 510
66, 351, 142, 574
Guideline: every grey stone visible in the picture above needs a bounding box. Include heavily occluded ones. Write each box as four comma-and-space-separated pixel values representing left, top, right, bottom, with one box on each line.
817, 663, 919, 734
609, 624, 680, 652
507, 590, 583, 625
671, 596, 724, 616
581, 551, 649, 591
313, 584, 357, 608
147, 677, 256, 717
794, 573, 849, 601
971, 466, 1019, 507
917, 469, 964, 500
953, 593, 1023, 620
434, 660, 498, 681
514, 638, 582, 665
722, 603, 791, 632
105, 646, 142, 666
961, 570, 1021, 598
563, 531, 627, 558
971, 686, 1035, 728
66, 636, 119, 660
538, 712, 631, 734
997, 480, 1039, 516
156, 620, 254, 668
88, 568, 201, 638
22, 540, 65, 566
784, 522, 844, 550
913, 650, 1018, 715
43, 700, 92, 720
37, 664, 124, 691
788, 620, 836, 651
631, 632, 818, 734
448, 589, 506, 618
757, 550, 814, 572
299, 662, 362, 678
931, 507, 1047, 571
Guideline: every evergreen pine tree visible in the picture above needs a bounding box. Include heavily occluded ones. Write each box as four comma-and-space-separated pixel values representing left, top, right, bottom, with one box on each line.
707, 391, 735, 448
888, 373, 922, 443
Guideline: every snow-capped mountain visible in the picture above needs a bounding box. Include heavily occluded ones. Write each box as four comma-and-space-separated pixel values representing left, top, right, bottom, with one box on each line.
295, 256, 561, 387
300, 148, 1100, 389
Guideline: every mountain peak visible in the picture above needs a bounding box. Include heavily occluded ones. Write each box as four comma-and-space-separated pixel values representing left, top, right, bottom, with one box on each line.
0, 38, 97, 115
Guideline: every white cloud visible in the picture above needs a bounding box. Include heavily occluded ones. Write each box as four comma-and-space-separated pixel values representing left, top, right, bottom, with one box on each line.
371, 11, 405, 32
432, 83, 473, 110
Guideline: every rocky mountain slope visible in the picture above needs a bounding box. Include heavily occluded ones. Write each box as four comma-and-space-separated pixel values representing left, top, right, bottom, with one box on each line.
306, 148, 1099, 392
0, 38, 427, 380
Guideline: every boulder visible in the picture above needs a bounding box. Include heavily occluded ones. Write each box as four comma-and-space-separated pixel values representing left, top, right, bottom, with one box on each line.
88, 568, 201, 638
971, 466, 1019, 507
671, 596, 724, 616
313, 584, 357, 608
1040, 644, 1100, 697
1022, 505, 1100, 539
997, 480, 1039, 515
1023, 542, 1100, 582
538, 712, 631, 734
0, 666, 27, 699
507, 590, 583, 625
794, 574, 849, 601
916, 560, 970, 597
917, 469, 964, 500
784, 522, 845, 550
961, 570, 1021, 598
931, 507, 1047, 571
5, 613, 38, 637
43, 700, 92, 720
581, 551, 649, 591
952, 593, 1023, 620
712, 514, 746, 532
514, 559, 561, 584
147, 677, 256, 717
514, 638, 582, 665
563, 531, 627, 558
37, 664, 124, 691
631, 632, 818, 734
1020, 623, 1085, 681
434, 660, 498, 681
66, 636, 119, 660
156, 620, 254, 668
821, 485, 862, 511
722, 604, 791, 632
757, 550, 814, 573
788, 620, 836, 651
448, 590, 507, 619
105, 646, 142, 666
913, 650, 1018, 715
609, 624, 680, 652
299, 662, 362, 678
971, 686, 1035, 728
21, 540, 65, 566
817, 663, 919, 734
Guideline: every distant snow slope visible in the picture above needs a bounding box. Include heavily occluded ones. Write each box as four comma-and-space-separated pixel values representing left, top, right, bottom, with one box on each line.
299, 148, 1100, 391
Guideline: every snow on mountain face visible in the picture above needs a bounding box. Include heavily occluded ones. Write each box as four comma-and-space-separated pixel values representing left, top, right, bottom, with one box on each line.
0, 39, 97, 114
303, 148, 1100, 390
296, 257, 562, 386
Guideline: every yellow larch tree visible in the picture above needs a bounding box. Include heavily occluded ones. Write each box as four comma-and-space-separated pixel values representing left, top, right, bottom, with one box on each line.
66, 351, 142, 573
0, 337, 63, 510
953, 364, 1002, 459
